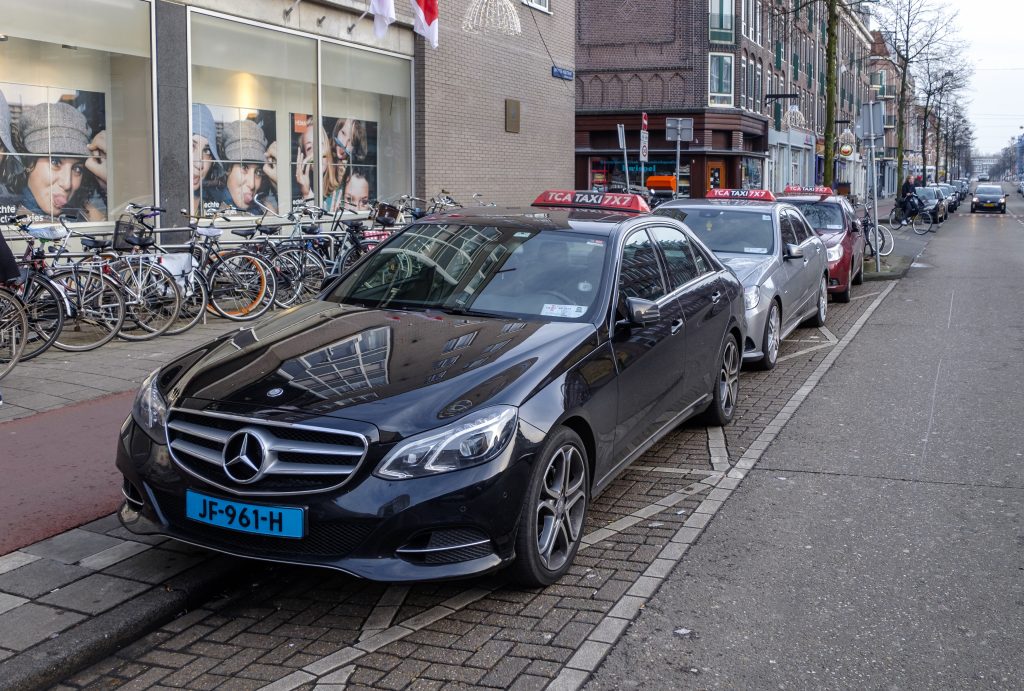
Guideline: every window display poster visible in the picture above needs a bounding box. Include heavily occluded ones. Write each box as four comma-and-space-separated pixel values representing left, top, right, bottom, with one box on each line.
0, 82, 107, 222
290, 113, 378, 214
191, 103, 277, 217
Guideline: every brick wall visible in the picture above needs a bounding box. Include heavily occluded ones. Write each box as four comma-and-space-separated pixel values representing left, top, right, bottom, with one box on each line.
416, 0, 576, 206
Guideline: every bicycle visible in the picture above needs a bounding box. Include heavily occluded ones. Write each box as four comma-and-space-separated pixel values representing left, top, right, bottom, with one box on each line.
858, 204, 894, 258
0, 284, 29, 382
887, 195, 933, 234
6, 217, 69, 360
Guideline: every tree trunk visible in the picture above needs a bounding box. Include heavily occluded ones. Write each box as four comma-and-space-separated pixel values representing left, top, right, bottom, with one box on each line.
823, 0, 839, 188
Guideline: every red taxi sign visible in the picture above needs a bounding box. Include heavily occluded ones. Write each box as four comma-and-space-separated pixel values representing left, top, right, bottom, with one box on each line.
704, 188, 777, 201
783, 185, 835, 196
532, 190, 651, 213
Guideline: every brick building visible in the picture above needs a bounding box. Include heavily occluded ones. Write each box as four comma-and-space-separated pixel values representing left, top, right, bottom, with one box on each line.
575, 0, 873, 198
867, 30, 919, 196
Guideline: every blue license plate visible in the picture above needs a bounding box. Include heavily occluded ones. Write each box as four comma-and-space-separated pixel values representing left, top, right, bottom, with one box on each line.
185, 490, 305, 538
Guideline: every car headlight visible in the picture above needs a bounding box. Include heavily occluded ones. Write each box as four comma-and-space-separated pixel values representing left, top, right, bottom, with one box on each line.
826, 244, 843, 263
973, 197, 978, 203
743, 285, 760, 310
133, 369, 167, 440
375, 406, 518, 480
1000, 197, 1006, 203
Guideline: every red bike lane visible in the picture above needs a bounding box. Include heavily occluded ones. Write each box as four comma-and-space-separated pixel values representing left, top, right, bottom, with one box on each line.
0, 391, 133, 554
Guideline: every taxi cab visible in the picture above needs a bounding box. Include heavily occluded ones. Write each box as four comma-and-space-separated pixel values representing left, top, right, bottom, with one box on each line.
115, 190, 745, 586
654, 188, 828, 370
778, 186, 865, 303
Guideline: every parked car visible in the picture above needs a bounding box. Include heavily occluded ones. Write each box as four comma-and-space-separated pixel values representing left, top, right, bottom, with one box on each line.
971, 184, 1007, 214
655, 188, 828, 371
915, 186, 947, 223
115, 190, 746, 586
936, 184, 958, 212
781, 186, 865, 303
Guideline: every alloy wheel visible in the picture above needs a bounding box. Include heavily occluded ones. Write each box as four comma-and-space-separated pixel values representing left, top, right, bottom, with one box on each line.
718, 338, 740, 419
766, 303, 780, 364
535, 444, 587, 572
818, 277, 828, 322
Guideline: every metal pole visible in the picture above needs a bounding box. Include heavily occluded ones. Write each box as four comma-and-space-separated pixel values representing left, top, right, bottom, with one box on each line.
675, 139, 681, 198
623, 147, 631, 190
868, 100, 881, 273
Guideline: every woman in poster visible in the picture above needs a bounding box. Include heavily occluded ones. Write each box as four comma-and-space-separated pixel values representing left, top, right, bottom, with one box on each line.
295, 121, 340, 206
217, 119, 268, 215
13, 102, 105, 221
0, 89, 23, 209
341, 169, 373, 213
331, 118, 368, 166
191, 103, 221, 217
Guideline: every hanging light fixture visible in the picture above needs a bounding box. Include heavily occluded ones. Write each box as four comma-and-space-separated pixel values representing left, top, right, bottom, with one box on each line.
462, 0, 522, 36
839, 128, 857, 146
784, 107, 806, 131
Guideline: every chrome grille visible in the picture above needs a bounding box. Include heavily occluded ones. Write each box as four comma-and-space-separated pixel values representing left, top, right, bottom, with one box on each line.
165, 408, 369, 496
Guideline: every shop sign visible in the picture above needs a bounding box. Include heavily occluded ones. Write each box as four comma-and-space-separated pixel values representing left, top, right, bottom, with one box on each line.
839, 143, 855, 157
706, 188, 777, 201
532, 190, 651, 213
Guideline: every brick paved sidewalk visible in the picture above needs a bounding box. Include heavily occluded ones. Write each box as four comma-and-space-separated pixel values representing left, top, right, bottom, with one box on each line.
0, 281, 899, 691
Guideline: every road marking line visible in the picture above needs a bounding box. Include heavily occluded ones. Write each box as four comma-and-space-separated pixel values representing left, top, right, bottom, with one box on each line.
947, 289, 955, 329
707, 426, 730, 472
849, 291, 880, 301
358, 584, 410, 641
921, 356, 944, 464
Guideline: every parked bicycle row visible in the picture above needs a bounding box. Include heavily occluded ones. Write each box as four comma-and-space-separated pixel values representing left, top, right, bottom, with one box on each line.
0, 190, 483, 376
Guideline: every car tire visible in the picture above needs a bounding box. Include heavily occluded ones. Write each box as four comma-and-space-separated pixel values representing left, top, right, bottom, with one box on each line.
510, 427, 590, 587
835, 266, 852, 303
702, 334, 740, 427
754, 299, 781, 371
971, 206, 976, 213
808, 275, 828, 327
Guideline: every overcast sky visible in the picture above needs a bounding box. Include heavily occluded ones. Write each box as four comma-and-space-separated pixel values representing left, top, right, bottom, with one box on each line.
951, 0, 1024, 154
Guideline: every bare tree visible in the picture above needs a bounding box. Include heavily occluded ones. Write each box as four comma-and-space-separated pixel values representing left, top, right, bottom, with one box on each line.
915, 48, 969, 181
874, 0, 958, 182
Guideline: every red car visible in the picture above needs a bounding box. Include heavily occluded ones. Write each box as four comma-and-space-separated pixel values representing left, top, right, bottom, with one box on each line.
781, 186, 865, 303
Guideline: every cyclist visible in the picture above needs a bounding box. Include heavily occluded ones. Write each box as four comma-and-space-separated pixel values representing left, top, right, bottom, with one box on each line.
898, 174, 917, 225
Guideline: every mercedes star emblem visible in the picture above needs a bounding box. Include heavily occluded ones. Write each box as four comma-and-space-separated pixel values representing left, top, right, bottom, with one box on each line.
222, 429, 267, 483
267, 387, 284, 398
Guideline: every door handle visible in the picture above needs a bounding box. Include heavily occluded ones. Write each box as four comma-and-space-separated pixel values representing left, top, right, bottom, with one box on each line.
671, 318, 684, 335
711, 291, 722, 303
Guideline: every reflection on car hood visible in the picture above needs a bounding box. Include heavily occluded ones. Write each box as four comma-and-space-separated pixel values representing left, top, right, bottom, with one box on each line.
161, 301, 599, 436
717, 254, 775, 286
815, 230, 845, 247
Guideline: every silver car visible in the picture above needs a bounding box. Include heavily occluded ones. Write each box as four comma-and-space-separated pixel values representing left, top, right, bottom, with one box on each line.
655, 194, 829, 370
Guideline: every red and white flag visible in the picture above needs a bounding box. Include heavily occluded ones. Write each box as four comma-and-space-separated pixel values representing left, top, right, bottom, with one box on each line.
371, 0, 396, 39
410, 0, 439, 48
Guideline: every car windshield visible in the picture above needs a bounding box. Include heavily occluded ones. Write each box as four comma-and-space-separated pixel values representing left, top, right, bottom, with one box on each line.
326, 223, 608, 321
938, 185, 952, 194
976, 186, 1002, 195
681, 209, 775, 255
915, 187, 937, 200
785, 201, 844, 232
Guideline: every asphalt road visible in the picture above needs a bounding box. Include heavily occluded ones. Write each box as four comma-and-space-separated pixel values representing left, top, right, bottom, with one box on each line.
589, 184, 1024, 690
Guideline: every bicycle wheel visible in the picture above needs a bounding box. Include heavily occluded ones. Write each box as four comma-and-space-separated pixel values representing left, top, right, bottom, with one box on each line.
164, 272, 209, 336
0, 288, 29, 381
51, 268, 126, 352
265, 250, 305, 308
912, 212, 932, 235
16, 273, 66, 361
886, 208, 902, 233
206, 252, 277, 321
114, 258, 182, 341
279, 247, 326, 305
877, 225, 895, 257
338, 240, 380, 275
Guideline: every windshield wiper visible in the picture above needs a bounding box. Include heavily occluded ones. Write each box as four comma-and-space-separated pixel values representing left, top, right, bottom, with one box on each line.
438, 306, 507, 319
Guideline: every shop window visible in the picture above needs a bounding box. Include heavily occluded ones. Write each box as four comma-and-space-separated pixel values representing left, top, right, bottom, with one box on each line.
709, 54, 734, 107
0, 0, 153, 224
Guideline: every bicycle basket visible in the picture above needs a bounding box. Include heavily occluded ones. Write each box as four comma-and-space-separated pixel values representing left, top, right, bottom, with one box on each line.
27, 225, 68, 241
374, 203, 400, 228
114, 215, 155, 250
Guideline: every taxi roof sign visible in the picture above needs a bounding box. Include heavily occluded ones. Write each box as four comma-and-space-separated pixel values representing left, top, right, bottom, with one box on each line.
704, 188, 777, 201
783, 185, 835, 196
532, 190, 650, 213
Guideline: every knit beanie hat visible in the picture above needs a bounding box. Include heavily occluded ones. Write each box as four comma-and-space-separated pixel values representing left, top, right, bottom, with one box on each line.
20, 102, 90, 156
221, 119, 267, 163
191, 103, 220, 161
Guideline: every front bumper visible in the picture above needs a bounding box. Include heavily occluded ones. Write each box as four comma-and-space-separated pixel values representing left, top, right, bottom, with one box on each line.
741, 303, 771, 361
116, 416, 539, 582
826, 253, 852, 293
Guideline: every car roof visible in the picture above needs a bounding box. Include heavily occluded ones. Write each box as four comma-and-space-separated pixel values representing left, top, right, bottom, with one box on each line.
418, 206, 645, 237
781, 194, 846, 204
658, 199, 780, 211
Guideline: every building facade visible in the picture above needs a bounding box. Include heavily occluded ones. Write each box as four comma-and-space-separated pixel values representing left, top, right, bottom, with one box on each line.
866, 29, 919, 196
575, 0, 872, 198
0, 0, 574, 232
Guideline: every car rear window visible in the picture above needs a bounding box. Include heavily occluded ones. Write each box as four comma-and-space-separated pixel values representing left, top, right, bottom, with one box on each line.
682, 209, 775, 255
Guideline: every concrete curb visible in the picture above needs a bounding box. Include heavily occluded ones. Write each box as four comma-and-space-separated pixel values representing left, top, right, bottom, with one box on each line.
0, 556, 240, 691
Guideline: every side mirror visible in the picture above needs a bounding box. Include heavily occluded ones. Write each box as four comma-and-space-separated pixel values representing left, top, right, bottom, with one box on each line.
784, 243, 804, 260
625, 297, 661, 326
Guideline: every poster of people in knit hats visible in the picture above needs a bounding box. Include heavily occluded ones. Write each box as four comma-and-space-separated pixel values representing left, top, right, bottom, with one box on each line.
0, 82, 107, 223
289, 113, 378, 215
191, 103, 277, 217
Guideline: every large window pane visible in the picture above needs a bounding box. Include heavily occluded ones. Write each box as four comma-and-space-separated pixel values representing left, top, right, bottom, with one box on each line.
0, 0, 153, 223
191, 14, 316, 217
320, 42, 411, 214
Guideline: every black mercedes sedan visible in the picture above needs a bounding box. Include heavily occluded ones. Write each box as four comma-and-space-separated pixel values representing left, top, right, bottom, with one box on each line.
116, 191, 745, 586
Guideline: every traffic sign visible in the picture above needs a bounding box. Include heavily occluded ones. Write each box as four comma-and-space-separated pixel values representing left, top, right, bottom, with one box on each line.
617, 123, 626, 150
666, 117, 694, 142
639, 131, 649, 162
641, 112, 648, 132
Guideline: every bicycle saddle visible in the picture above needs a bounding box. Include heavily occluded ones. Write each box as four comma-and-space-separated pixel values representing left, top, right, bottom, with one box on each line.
231, 228, 257, 239
80, 235, 112, 250
257, 226, 281, 236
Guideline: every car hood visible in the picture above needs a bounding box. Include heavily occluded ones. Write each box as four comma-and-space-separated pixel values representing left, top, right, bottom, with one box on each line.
814, 230, 846, 247
160, 301, 600, 438
717, 254, 776, 286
